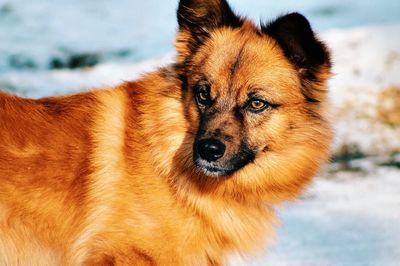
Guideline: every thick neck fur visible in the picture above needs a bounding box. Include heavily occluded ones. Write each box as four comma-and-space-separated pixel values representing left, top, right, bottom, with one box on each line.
125, 66, 276, 256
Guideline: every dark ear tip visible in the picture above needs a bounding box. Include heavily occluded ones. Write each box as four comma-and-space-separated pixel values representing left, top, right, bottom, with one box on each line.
262, 12, 313, 37
177, 0, 198, 26
274, 12, 311, 29
262, 12, 330, 72
283, 12, 308, 20
177, 0, 243, 31
177, 0, 190, 26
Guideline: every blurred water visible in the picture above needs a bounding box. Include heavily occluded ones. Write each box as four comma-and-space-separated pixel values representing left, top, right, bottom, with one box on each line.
0, 0, 399, 71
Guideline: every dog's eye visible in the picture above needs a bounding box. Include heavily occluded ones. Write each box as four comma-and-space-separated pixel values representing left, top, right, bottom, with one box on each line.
195, 85, 211, 106
247, 99, 269, 113
198, 91, 209, 103
250, 100, 265, 109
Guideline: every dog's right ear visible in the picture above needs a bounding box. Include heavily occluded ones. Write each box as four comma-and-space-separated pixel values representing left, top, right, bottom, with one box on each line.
262, 13, 331, 102
176, 0, 243, 62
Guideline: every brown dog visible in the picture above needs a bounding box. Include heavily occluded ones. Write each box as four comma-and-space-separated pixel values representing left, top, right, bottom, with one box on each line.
0, 0, 332, 265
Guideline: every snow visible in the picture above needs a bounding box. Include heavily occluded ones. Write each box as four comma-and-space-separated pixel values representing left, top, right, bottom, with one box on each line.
258, 163, 400, 266
0, 0, 177, 71
1, 0, 400, 72
0, 54, 173, 98
1, 1, 400, 265
324, 24, 400, 156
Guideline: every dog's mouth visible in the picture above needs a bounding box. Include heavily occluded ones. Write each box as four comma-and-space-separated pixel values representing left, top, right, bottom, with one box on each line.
193, 158, 235, 177
192, 138, 256, 177
193, 148, 256, 178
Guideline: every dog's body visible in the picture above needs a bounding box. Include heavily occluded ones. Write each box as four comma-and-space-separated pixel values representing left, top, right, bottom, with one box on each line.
0, 0, 332, 265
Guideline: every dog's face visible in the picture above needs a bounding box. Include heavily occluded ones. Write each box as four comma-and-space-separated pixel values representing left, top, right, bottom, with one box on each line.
189, 32, 301, 177
176, 0, 332, 179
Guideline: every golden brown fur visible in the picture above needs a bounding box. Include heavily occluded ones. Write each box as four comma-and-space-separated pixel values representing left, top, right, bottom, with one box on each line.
0, 0, 332, 265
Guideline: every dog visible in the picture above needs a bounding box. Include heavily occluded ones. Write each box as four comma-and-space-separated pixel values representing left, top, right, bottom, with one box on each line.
0, 0, 332, 265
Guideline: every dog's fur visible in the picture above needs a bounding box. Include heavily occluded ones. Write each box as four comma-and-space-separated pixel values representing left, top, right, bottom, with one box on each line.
0, 0, 332, 265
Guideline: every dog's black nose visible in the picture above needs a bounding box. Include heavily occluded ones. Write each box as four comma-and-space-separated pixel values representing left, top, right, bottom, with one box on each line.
197, 139, 226, 162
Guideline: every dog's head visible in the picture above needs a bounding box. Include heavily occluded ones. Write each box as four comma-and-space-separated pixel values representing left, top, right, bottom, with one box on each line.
175, 0, 332, 188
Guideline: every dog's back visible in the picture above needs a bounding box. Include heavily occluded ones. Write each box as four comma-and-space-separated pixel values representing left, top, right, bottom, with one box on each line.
0, 91, 96, 264
0, 91, 96, 181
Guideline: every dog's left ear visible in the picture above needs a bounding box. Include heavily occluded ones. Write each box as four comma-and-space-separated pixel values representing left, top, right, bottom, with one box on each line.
176, 0, 243, 62
263, 12, 331, 76
263, 13, 331, 102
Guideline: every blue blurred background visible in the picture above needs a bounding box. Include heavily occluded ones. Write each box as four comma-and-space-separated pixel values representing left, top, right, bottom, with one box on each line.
1, 0, 400, 72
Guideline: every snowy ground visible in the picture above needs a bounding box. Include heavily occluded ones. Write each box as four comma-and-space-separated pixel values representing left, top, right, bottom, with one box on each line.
1, 1, 400, 265
248, 160, 400, 266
